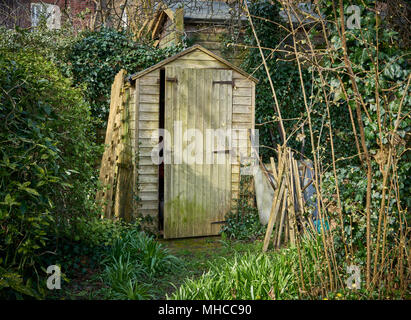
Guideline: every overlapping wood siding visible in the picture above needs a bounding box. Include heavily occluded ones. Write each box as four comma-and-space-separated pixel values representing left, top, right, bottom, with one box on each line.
135, 70, 160, 223
129, 46, 256, 237
231, 71, 255, 206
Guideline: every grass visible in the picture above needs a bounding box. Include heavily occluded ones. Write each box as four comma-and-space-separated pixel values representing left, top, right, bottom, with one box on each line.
167, 237, 317, 300
54, 235, 264, 300
150, 237, 263, 299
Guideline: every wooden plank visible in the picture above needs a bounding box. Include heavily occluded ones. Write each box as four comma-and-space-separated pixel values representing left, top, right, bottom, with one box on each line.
263, 177, 286, 252
114, 84, 134, 221
139, 121, 159, 129
233, 96, 252, 105
233, 113, 252, 123
139, 183, 157, 192
139, 138, 158, 148
226, 70, 233, 230
232, 122, 251, 129
233, 104, 251, 114
139, 192, 158, 201
262, 149, 286, 252
138, 165, 158, 175
139, 175, 158, 184
96, 69, 126, 219
139, 129, 159, 139
210, 69, 220, 235
194, 68, 202, 237
133, 80, 140, 218
178, 50, 218, 61
252, 81, 256, 130
203, 69, 213, 235
168, 59, 227, 69
140, 77, 159, 86
275, 189, 288, 249
140, 94, 159, 104
139, 112, 159, 121
140, 103, 159, 112
233, 87, 252, 97
139, 201, 158, 210
139, 156, 155, 165
232, 183, 239, 192
234, 79, 253, 88
140, 85, 160, 95
164, 66, 173, 239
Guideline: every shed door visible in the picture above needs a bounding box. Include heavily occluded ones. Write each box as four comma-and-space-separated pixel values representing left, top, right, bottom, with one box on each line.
164, 67, 233, 238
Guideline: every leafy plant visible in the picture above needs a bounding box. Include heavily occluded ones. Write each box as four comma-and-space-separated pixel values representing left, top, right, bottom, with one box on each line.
107, 230, 179, 277
221, 175, 265, 241
0, 266, 40, 300
0, 36, 99, 298
66, 28, 182, 123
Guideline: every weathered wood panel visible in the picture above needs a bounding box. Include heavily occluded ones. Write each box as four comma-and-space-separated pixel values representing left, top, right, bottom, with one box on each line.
167, 59, 227, 69
136, 71, 160, 224
163, 67, 233, 239
96, 69, 126, 219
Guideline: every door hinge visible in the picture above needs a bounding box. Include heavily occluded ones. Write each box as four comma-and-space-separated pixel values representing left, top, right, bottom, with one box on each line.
213, 149, 231, 154
213, 80, 234, 87
211, 220, 227, 225
166, 77, 178, 83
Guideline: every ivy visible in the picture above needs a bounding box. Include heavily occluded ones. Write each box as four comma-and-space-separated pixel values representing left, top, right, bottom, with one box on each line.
66, 28, 182, 124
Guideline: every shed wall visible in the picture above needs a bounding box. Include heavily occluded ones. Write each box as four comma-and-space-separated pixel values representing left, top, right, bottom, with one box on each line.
133, 51, 254, 232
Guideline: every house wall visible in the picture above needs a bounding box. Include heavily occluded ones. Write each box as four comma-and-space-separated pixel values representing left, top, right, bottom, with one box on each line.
156, 16, 246, 66
184, 22, 245, 66
132, 49, 254, 232
0, 0, 95, 30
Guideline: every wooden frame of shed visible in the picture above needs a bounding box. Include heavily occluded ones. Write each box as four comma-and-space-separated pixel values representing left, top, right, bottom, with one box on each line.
97, 45, 257, 239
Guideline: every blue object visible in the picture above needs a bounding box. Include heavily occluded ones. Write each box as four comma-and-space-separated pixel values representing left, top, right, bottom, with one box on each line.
313, 219, 329, 233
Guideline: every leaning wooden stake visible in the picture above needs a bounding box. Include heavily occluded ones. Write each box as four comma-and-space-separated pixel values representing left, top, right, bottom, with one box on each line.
275, 189, 288, 249
263, 177, 286, 252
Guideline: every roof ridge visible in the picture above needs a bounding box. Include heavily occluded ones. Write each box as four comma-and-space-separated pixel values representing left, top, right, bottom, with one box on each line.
128, 44, 258, 83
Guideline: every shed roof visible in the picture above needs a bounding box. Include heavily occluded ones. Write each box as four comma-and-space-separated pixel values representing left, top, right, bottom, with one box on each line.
128, 44, 258, 83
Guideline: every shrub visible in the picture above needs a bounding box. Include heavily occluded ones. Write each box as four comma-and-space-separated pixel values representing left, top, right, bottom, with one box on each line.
66, 28, 182, 123
221, 176, 265, 241
0, 47, 99, 297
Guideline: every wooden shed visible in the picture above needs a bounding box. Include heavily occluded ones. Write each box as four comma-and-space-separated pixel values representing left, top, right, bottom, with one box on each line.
97, 44, 257, 239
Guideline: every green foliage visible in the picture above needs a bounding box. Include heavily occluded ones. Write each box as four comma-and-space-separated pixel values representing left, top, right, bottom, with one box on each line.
0, 26, 75, 68
99, 230, 179, 299
170, 235, 323, 300
241, 1, 311, 161
314, 0, 410, 258
0, 266, 40, 300
0, 35, 100, 297
66, 28, 182, 122
221, 176, 265, 241
41, 218, 137, 278
99, 255, 153, 300
107, 230, 179, 277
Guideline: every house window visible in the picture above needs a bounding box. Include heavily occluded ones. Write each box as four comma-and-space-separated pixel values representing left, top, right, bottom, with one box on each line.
31, 3, 61, 30
121, 7, 128, 29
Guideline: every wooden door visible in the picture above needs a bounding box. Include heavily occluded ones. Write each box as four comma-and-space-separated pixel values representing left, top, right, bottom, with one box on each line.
164, 67, 233, 238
